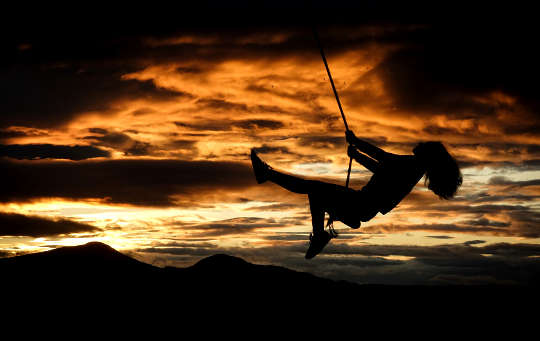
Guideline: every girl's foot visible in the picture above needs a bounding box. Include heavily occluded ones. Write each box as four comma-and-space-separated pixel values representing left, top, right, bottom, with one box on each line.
250, 149, 271, 184
305, 231, 332, 259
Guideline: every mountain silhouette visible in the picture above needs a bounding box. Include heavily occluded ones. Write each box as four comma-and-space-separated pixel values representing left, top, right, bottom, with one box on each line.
0, 242, 357, 304
1, 242, 535, 319
1, 241, 155, 272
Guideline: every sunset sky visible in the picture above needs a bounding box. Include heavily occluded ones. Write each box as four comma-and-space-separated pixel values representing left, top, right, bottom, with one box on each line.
1, 3, 539, 285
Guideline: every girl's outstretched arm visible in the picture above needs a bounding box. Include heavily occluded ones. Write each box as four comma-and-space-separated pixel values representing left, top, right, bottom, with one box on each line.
346, 130, 388, 162
347, 145, 379, 173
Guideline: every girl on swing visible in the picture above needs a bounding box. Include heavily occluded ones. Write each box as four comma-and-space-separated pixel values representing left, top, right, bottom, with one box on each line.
251, 130, 462, 259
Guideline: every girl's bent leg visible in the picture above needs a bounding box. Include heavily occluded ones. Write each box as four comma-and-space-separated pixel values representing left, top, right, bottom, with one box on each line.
305, 193, 333, 259
308, 193, 325, 235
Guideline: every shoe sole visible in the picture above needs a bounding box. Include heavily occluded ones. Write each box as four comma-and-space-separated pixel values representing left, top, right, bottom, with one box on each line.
305, 233, 331, 259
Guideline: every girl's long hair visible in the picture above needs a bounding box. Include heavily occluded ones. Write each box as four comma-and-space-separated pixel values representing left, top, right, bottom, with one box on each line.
413, 142, 462, 199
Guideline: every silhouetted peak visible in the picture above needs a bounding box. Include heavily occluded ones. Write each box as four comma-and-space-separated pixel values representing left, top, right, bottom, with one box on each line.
39, 241, 128, 259
78, 241, 113, 249
192, 253, 250, 269
64, 241, 117, 253
0, 241, 154, 275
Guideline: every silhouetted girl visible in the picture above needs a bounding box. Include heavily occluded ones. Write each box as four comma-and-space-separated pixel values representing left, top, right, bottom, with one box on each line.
251, 130, 462, 259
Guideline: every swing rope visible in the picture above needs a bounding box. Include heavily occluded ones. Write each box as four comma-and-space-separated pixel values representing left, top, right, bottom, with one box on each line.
312, 27, 353, 189
312, 27, 353, 236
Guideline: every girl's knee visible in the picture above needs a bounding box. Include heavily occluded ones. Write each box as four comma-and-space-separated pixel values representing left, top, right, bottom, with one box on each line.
360, 210, 377, 222
308, 192, 324, 208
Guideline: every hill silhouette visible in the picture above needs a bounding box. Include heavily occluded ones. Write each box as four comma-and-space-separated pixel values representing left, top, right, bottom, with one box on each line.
1, 242, 536, 318
0, 242, 332, 282
0, 242, 357, 302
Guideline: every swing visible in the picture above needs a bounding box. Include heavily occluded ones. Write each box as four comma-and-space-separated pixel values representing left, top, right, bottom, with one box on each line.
251, 28, 463, 259
313, 27, 353, 236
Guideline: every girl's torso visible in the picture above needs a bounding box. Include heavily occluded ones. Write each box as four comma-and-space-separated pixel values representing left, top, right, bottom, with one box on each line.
361, 153, 425, 215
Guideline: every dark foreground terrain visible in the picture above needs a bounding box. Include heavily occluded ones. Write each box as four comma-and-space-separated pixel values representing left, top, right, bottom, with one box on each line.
1, 242, 537, 323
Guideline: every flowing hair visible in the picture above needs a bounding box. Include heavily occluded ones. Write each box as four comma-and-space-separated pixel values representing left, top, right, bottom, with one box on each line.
413, 142, 462, 199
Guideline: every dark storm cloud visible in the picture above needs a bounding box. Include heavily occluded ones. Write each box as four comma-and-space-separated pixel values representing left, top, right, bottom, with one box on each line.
468, 193, 540, 204
506, 210, 540, 239
0, 144, 110, 160
231, 120, 285, 130
481, 243, 540, 257
504, 123, 540, 135
88, 128, 108, 135
422, 124, 482, 137
522, 159, 540, 169
489, 176, 540, 188
168, 139, 197, 150
0, 127, 48, 142
245, 83, 321, 108
124, 141, 153, 156
252, 144, 293, 154
195, 98, 286, 117
0, 212, 99, 237
83, 128, 154, 156
296, 135, 346, 149
185, 217, 289, 236
174, 117, 286, 133
447, 143, 540, 170
460, 218, 510, 228
366, 20, 540, 129
175, 65, 207, 74
463, 240, 486, 246
0, 130, 29, 140
174, 120, 232, 132
0, 159, 255, 207
196, 98, 249, 112
0, 66, 189, 129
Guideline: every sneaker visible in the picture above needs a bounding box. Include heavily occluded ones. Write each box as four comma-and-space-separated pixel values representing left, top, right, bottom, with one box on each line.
305, 231, 332, 259
250, 149, 271, 184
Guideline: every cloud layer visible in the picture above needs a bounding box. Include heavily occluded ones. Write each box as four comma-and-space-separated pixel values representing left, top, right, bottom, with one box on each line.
0, 212, 99, 237
1, 159, 255, 206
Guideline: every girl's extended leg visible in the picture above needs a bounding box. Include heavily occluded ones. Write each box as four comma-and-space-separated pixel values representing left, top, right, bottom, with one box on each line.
252, 149, 327, 195
266, 169, 321, 194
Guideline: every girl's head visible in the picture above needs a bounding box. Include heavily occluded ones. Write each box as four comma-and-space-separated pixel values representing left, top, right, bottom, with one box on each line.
413, 142, 463, 199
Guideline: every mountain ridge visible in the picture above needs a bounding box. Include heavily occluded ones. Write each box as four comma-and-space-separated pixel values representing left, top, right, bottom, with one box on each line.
0, 242, 356, 296
1, 241, 535, 315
